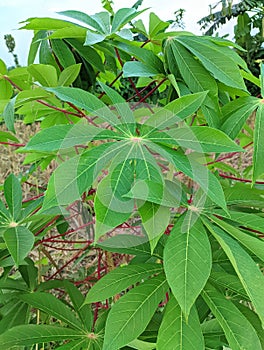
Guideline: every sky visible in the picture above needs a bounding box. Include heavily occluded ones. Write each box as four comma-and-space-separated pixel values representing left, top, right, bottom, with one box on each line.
0, 0, 238, 67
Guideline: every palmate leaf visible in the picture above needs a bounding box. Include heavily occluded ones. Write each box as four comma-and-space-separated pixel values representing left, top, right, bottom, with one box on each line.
63, 280, 93, 331
22, 123, 122, 152
98, 82, 135, 134
253, 103, 264, 182
175, 36, 247, 91
147, 126, 243, 153
94, 149, 135, 240
85, 264, 163, 303
0, 325, 84, 349
202, 283, 262, 350
203, 219, 264, 327
0, 301, 29, 335
164, 215, 212, 318
221, 96, 259, 139
143, 91, 208, 130
164, 39, 221, 127
18, 292, 84, 331
210, 215, 264, 262
138, 201, 170, 252
148, 143, 228, 211
45, 86, 126, 131
4, 174, 22, 221
58, 64, 82, 86
157, 295, 204, 350
3, 226, 35, 266
94, 141, 165, 240
41, 142, 122, 210
213, 209, 264, 233
103, 273, 168, 350
125, 179, 186, 207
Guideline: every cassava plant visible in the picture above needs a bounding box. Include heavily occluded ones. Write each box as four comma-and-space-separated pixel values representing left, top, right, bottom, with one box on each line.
0, 3, 264, 350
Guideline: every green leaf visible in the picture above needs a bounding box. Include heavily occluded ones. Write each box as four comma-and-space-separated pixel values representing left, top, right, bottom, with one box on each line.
27, 30, 47, 65
84, 31, 106, 46
116, 28, 133, 41
149, 143, 227, 211
66, 38, 105, 72
217, 209, 264, 233
15, 89, 51, 107
176, 36, 247, 91
144, 91, 208, 130
221, 96, 259, 139
45, 86, 122, 130
94, 152, 135, 240
128, 339, 156, 350
164, 216, 211, 318
63, 280, 93, 331
0, 325, 83, 349
0, 199, 11, 221
103, 274, 168, 350
0, 58, 7, 74
0, 131, 19, 143
123, 61, 161, 77
50, 39, 76, 68
260, 63, 264, 98
48, 26, 87, 40
20, 17, 77, 30
85, 264, 163, 303
157, 295, 204, 350
138, 202, 170, 252
209, 215, 264, 262
149, 12, 169, 39
203, 220, 264, 327
41, 142, 119, 210
2, 96, 16, 133
209, 271, 248, 299
114, 41, 165, 75
58, 10, 105, 32
18, 292, 83, 331
0, 79, 13, 100
22, 124, 120, 152
111, 8, 146, 33
253, 103, 264, 182
4, 174, 22, 221
224, 183, 264, 208
202, 283, 262, 350
98, 82, 135, 134
90, 11, 111, 34
3, 226, 34, 265
27, 64, 58, 87
234, 302, 264, 348
0, 301, 29, 334
126, 179, 185, 207
96, 234, 152, 255
149, 126, 243, 153
164, 39, 220, 127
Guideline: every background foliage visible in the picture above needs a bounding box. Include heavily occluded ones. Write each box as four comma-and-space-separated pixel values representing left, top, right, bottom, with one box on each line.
0, 1, 264, 349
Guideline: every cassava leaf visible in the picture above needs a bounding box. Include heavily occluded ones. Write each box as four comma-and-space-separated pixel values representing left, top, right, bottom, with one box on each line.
4, 174, 22, 220
157, 295, 204, 350
164, 215, 212, 318
18, 292, 83, 331
85, 264, 163, 303
0, 325, 84, 349
203, 219, 264, 327
253, 103, 264, 182
103, 274, 168, 350
3, 226, 35, 266
202, 283, 262, 350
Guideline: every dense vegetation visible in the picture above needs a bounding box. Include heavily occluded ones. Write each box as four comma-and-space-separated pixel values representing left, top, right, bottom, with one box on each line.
0, 2, 264, 349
